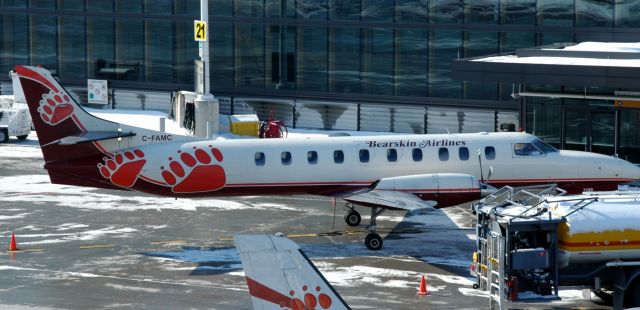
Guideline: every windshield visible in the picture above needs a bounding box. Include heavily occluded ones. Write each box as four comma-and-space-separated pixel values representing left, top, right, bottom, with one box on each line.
513, 143, 542, 156
513, 139, 558, 156
532, 139, 558, 154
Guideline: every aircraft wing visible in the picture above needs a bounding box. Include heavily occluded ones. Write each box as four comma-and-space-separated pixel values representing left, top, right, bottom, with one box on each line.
341, 190, 437, 211
235, 234, 350, 310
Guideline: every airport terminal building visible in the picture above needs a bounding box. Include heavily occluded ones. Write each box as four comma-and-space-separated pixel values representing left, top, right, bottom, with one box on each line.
1, 1, 640, 161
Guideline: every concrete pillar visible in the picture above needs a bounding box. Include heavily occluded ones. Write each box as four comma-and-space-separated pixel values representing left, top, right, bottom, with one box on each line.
194, 97, 219, 138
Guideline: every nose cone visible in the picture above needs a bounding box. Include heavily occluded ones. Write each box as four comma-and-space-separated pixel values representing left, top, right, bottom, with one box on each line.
480, 183, 498, 197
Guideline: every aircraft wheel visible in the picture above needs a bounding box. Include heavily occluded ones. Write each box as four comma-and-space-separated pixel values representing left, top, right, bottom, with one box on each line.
344, 210, 361, 226
16, 134, 28, 140
0, 128, 8, 143
365, 233, 383, 251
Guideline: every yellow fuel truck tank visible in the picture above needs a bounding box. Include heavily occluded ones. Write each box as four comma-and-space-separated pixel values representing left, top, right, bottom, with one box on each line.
550, 193, 640, 268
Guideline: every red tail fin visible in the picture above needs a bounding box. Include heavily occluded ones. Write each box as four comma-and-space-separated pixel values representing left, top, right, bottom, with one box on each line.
15, 65, 117, 163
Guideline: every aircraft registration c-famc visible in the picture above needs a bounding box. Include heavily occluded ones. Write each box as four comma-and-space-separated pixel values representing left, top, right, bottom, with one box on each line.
15, 65, 640, 250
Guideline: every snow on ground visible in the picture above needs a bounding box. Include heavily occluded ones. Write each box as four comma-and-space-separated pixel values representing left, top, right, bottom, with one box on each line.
10, 226, 138, 245
0, 174, 297, 212
0, 109, 607, 307
0, 131, 42, 157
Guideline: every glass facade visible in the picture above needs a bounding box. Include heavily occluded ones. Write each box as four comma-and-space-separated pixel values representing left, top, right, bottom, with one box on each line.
2, 0, 639, 96
0, 0, 639, 151
0, 0, 200, 86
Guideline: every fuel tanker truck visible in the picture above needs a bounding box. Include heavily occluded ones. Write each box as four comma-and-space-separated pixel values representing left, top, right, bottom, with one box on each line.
471, 186, 640, 309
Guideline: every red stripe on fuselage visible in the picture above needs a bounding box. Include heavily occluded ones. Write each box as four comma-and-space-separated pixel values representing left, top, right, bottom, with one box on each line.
490, 177, 632, 183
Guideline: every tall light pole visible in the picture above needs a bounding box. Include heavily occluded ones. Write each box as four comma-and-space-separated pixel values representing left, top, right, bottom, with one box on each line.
194, 0, 219, 137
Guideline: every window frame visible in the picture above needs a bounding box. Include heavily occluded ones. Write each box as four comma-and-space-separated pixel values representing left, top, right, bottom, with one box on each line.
387, 148, 398, 162
281, 151, 292, 165
438, 147, 449, 161
255, 152, 265, 166
307, 150, 318, 164
359, 149, 370, 163
334, 150, 344, 164
459, 146, 469, 161
485, 146, 496, 160
412, 148, 423, 162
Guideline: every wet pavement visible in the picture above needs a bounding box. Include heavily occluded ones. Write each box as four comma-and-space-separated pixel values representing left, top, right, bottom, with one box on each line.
0, 137, 609, 309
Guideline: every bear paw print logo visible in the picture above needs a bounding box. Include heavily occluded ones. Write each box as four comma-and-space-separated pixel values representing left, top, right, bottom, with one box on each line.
282, 285, 332, 310
161, 146, 226, 193
98, 149, 147, 188
38, 91, 74, 125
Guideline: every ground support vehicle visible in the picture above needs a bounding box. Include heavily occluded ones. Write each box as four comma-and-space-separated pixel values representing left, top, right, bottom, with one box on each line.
471, 186, 640, 309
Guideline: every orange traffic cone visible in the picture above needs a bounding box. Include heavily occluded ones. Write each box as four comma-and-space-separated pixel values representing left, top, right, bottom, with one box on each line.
9, 232, 18, 251
418, 274, 428, 295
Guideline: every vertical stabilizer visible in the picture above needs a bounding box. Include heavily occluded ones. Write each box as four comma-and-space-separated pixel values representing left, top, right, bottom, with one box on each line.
15, 65, 120, 162
235, 235, 350, 310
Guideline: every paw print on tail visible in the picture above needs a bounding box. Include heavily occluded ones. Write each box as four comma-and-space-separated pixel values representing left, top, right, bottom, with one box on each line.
38, 91, 74, 125
161, 146, 226, 193
98, 149, 147, 187
284, 285, 332, 310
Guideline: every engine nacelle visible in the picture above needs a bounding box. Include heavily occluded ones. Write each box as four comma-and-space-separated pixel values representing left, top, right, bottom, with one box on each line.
373, 173, 482, 208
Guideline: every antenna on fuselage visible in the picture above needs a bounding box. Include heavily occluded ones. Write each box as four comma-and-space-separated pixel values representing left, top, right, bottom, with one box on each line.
477, 149, 494, 190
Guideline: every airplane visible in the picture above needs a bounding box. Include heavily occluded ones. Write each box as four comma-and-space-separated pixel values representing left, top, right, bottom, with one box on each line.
14, 65, 640, 250
235, 234, 350, 310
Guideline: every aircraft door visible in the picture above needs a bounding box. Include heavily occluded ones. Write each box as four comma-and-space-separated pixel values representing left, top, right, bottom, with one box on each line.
477, 145, 511, 184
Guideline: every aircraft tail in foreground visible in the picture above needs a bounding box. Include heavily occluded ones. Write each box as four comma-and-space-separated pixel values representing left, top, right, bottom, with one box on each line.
235, 234, 350, 310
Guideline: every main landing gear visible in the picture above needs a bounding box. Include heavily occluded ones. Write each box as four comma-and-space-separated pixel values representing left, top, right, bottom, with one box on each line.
344, 203, 361, 227
343, 203, 385, 251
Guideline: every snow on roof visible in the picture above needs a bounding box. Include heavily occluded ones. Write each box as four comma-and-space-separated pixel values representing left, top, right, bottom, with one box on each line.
473, 55, 640, 68
550, 193, 640, 234
479, 191, 640, 232
560, 42, 640, 53
472, 42, 640, 67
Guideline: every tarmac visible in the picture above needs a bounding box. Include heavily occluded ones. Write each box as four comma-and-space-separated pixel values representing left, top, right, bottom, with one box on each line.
0, 136, 610, 309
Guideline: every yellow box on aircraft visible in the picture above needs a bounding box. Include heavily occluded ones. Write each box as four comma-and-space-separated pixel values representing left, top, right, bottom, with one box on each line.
229, 114, 259, 137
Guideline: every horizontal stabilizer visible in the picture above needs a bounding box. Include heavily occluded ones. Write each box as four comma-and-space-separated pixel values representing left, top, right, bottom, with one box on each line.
235, 234, 350, 310
45, 131, 136, 146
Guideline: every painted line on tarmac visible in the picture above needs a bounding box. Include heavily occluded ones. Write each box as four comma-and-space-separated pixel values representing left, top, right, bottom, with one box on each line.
79, 244, 115, 249
149, 240, 186, 245
4, 248, 45, 253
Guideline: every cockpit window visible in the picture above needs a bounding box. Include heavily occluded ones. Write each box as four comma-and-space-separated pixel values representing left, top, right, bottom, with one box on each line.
532, 139, 558, 154
513, 143, 542, 156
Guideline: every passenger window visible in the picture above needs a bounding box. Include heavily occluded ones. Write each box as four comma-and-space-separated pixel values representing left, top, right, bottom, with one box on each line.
307, 151, 318, 164
387, 149, 397, 162
412, 148, 422, 162
281, 151, 292, 165
485, 146, 496, 160
459, 147, 469, 161
359, 149, 370, 163
255, 152, 265, 166
334, 150, 344, 164
513, 143, 542, 156
438, 148, 449, 161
